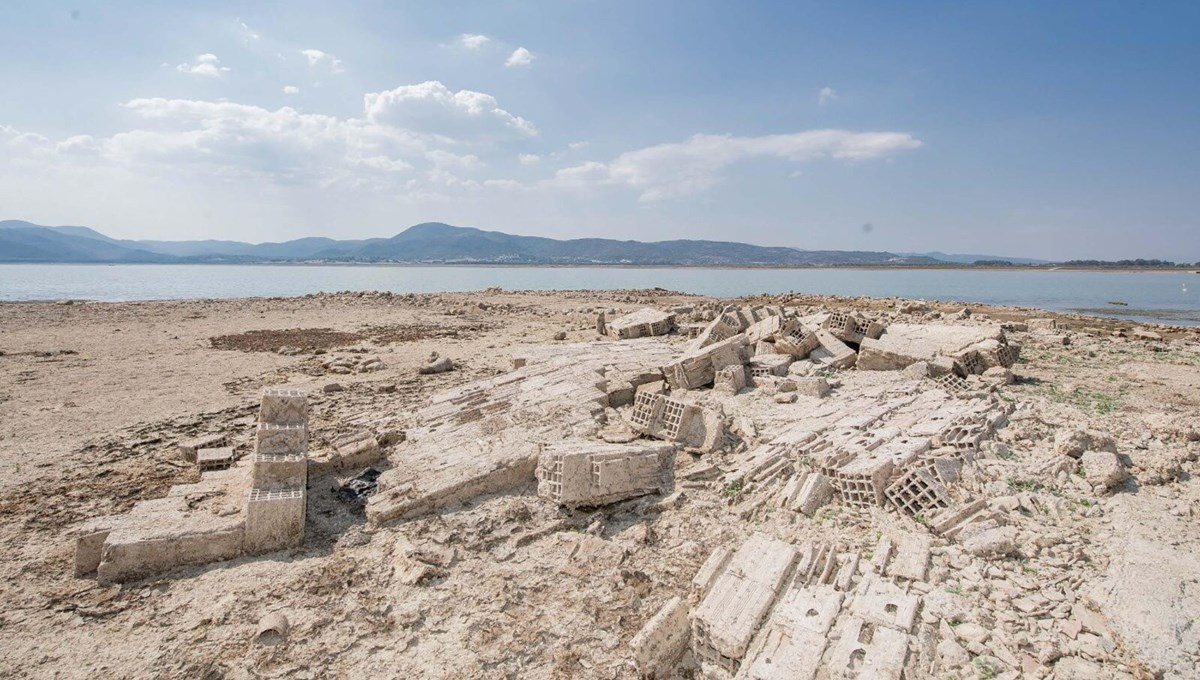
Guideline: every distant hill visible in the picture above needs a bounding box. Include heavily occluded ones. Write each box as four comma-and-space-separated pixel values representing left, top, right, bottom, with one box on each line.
901, 250, 1048, 265
1, 219, 994, 266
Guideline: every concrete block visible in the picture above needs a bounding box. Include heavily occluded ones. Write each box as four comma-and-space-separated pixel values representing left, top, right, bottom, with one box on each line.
793, 377, 830, 398
872, 532, 931, 582
834, 456, 894, 508
792, 473, 834, 516
256, 422, 307, 455
691, 533, 798, 674
663, 335, 748, 389
822, 615, 909, 679
607, 308, 676, 340
177, 433, 226, 463
740, 585, 843, 680
775, 319, 821, 358
252, 453, 307, 489
885, 467, 952, 518
630, 596, 690, 678
536, 440, 675, 508
73, 516, 120, 577
693, 545, 734, 595
244, 487, 306, 554
812, 330, 857, 368
858, 324, 1004, 371
96, 509, 245, 584
259, 388, 307, 426
196, 447, 235, 472
713, 364, 748, 396
749, 354, 793, 378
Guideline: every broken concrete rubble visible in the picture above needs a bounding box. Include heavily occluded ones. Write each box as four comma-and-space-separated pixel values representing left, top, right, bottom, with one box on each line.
76, 388, 310, 583
51, 296, 1195, 677
536, 440, 676, 508
606, 307, 676, 340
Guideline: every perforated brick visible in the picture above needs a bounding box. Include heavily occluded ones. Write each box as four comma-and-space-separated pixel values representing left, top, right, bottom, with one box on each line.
885, 467, 952, 517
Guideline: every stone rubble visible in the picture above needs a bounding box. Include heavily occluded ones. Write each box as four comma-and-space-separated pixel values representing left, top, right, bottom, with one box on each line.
59, 295, 1200, 678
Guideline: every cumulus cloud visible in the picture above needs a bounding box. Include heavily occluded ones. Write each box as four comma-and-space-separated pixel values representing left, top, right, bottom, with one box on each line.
300, 49, 344, 73
176, 53, 230, 77
518, 153, 540, 165
505, 47, 534, 68
282, 85, 300, 95
818, 86, 838, 105
553, 130, 922, 201
0, 79, 537, 197
363, 81, 537, 138
458, 33, 491, 49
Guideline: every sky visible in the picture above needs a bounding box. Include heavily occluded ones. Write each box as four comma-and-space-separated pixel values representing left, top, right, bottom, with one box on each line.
1, 1, 1198, 261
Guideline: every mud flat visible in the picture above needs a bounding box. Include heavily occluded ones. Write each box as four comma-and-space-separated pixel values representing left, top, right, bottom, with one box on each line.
1, 289, 1199, 679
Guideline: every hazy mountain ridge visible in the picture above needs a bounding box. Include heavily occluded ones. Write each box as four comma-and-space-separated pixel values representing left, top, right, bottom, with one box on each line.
0, 219, 983, 266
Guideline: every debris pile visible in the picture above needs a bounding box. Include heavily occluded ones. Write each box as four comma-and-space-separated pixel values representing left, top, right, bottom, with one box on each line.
73, 388, 310, 582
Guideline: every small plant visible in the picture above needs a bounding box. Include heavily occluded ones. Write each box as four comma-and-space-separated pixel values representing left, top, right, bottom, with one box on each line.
974, 656, 1001, 679
724, 479, 744, 499
945, 585, 963, 595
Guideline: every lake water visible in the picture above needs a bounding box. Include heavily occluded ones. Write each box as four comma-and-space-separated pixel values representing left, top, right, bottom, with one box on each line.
1, 264, 1197, 326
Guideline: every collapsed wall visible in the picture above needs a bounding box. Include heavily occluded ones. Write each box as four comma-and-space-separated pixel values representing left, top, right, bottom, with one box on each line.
74, 388, 310, 583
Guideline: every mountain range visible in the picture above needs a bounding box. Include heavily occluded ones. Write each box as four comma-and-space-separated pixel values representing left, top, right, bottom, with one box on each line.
0, 219, 1018, 266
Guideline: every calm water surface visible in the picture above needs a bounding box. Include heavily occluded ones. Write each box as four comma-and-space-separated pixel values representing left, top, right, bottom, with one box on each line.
0, 264, 1197, 326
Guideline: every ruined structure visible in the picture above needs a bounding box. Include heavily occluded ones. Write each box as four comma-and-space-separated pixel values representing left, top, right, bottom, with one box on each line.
74, 388, 309, 582
536, 440, 676, 508
605, 307, 676, 339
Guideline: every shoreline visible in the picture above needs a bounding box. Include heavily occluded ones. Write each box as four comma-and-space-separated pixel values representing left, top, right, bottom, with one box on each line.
1, 261, 1197, 273
3, 289, 1198, 334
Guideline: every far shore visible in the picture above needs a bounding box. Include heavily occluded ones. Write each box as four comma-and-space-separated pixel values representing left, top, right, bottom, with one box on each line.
1, 261, 1198, 274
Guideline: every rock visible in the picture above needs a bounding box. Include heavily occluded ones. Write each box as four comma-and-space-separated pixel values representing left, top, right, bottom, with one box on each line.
553, 331, 568, 341
962, 526, 1018, 558
1132, 328, 1163, 341
322, 382, 344, 393
773, 392, 797, 404
983, 366, 1014, 385
1080, 450, 1128, 490
1054, 429, 1117, 459
418, 357, 454, 375
937, 638, 971, 668
793, 377, 830, 398
902, 361, 930, 379
787, 360, 816, 377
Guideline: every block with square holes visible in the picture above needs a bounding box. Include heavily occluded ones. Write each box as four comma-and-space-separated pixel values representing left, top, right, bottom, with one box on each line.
535, 440, 675, 508
259, 387, 308, 426
244, 487, 306, 554
256, 422, 307, 455
885, 467, 952, 517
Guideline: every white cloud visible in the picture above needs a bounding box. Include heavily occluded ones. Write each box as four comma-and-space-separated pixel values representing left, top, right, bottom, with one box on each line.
176, 53, 230, 77
363, 81, 537, 138
458, 33, 491, 50
1, 79, 537, 198
55, 135, 101, 156
567, 141, 589, 150
237, 19, 260, 41
518, 153, 540, 165
505, 47, 534, 68
300, 49, 344, 73
553, 130, 922, 201
283, 85, 300, 95
818, 86, 838, 105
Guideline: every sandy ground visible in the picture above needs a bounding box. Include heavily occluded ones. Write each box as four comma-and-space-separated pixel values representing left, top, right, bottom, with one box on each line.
1, 290, 1199, 679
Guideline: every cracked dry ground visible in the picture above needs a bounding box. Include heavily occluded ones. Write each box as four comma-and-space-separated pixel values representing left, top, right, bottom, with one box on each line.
0, 290, 1198, 679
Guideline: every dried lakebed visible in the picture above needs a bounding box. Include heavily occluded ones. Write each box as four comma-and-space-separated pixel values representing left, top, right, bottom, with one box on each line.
0, 290, 1198, 679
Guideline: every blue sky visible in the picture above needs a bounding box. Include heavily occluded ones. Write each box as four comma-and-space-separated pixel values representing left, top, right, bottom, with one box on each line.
1, 1, 1197, 260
